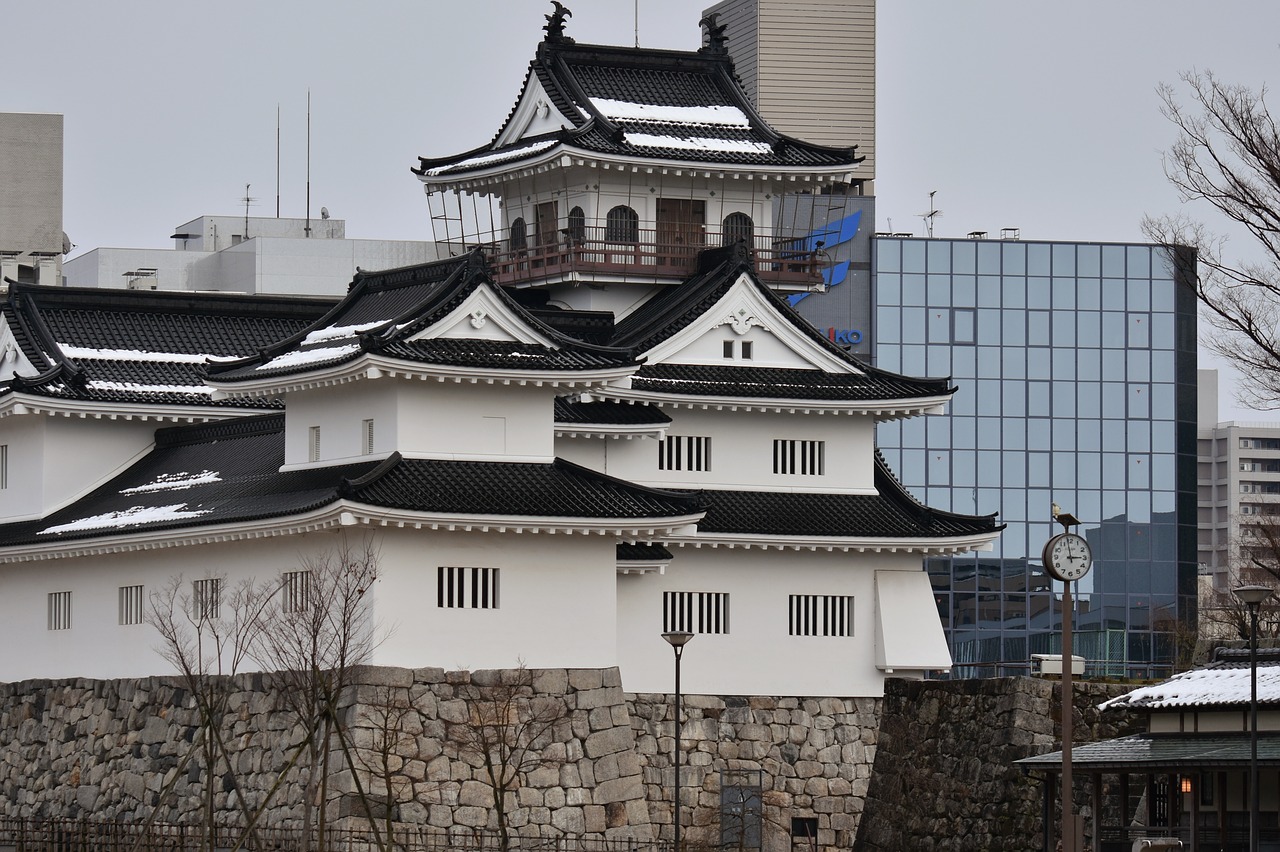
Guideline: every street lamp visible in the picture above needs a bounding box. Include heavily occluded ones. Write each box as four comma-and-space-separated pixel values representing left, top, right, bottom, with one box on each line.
1233, 583, 1273, 852
663, 630, 694, 852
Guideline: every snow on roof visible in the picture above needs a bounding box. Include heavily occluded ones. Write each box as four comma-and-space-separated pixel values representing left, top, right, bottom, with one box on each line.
623, 132, 774, 155
255, 343, 360, 372
120, 471, 222, 494
87, 381, 216, 396
1100, 661, 1280, 710
424, 138, 559, 176
588, 98, 751, 128
302, 321, 386, 346
38, 504, 212, 536
60, 346, 223, 364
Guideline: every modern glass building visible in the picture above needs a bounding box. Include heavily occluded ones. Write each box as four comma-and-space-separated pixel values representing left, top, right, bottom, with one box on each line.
871, 237, 1198, 678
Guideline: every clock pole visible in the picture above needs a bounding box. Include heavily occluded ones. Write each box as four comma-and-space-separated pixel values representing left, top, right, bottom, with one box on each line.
1045, 504, 1090, 852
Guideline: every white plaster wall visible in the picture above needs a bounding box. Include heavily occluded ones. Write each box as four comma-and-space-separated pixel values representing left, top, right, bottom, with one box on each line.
663, 324, 822, 369
596, 407, 876, 492
371, 530, 618, 671
616, 546, 928, 696
0, 416, 155, 522
0, 528, 619, 682
284, 380, 555, 466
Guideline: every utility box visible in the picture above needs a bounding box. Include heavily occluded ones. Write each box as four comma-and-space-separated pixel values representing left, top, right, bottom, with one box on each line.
1032, 654, 1085, 677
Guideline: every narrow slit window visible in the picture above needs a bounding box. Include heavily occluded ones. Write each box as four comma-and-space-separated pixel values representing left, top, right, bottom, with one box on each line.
659, 436, 712, 472
118, 585, 144, 626
788, 594, 853, 637
282, 570, 311, 613
662, 591, 729, 634
773, 439, 825, 475
362, 419, 375, 455
438, 567, 500, 609
308, 426, 321, 462
192, 578, 221, 621
48, 591, 72, 631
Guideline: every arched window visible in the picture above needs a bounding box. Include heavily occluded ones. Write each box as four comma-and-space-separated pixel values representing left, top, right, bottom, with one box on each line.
723, 212, 754, 247
509, 218, 528, 253
567, 206, 586, 245
605, 205, 639, 243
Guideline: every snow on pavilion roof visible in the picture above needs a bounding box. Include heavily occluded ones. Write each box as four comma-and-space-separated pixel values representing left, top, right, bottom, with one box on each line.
0, 283, 333, 410
0, 414, 705, 552
206, 251, 639, 386
413, 23, 861, 180
1100, 652, 1280, 711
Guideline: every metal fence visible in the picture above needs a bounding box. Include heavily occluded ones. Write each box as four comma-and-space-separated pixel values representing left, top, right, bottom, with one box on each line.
0, 819, 668, 852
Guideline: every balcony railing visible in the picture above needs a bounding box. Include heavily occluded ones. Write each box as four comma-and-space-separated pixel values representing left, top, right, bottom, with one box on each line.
448, 224, 829, 292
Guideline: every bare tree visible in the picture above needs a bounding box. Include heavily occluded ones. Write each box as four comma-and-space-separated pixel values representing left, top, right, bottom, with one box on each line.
248, 535, 382, 852
147, 573, 268, 849
1143, 71, 1280, 407
1201, 518, 1280, 642
447, 667, 569, 851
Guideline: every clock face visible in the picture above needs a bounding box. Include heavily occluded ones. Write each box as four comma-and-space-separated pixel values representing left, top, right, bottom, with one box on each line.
1043, 533, 1092, 582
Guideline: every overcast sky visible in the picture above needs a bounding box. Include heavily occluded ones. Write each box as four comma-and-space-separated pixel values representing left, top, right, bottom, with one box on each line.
5, 0, 1280, 420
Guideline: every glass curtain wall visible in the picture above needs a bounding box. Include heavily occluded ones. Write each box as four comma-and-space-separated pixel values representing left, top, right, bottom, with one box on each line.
873, 238, 1197, 678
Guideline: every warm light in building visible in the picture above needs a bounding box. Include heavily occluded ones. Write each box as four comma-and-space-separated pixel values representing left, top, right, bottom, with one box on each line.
1181, 776, 1193, 794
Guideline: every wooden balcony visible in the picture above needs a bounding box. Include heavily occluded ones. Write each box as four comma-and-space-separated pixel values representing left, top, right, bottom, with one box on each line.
463, 224, 829, 292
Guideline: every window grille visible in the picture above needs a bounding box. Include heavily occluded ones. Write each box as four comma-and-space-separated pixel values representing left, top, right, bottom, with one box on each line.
282, 571, 311, 613
663, 591, 729, 634
48, 591, 72, 631
788, 594, 853, 637
192, 578, 221, 621
308, 426, 321, 462
362, 419, 375, 455
773, 439, 825, 475
438, 566, 500, 609
0, 444, 8, 489
659, 436, 712, 472
118, 585, 144, 626
604, 206, 639, 243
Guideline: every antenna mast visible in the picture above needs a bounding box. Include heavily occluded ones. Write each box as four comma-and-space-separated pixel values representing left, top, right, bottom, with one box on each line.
919, 190, 942, 238
241, 184, 256, 239
634, 0, 639, 47
305, 90, 312, 238
276, 104, 281, 218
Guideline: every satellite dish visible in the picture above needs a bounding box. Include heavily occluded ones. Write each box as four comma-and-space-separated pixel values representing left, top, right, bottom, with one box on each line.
320, 207, 330, 220
62, 232, 74, 254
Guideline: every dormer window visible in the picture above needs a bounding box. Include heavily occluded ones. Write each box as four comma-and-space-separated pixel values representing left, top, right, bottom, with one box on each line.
723, 212, 754, 247
605, 205, 639, 243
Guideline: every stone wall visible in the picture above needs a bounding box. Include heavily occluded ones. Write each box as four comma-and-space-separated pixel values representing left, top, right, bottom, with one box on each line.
0, 668, 1149, 852
853, 677, 1145, 852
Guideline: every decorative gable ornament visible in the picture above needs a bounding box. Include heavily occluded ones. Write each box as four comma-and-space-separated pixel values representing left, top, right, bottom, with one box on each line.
719, 304, 766, 336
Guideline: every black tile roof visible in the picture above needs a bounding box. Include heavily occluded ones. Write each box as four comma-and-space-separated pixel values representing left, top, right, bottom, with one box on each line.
609, 244, 954, 402
0, 415, 702, 549
688, 453, 1001, 540
414, 36, 860, 177
0, 284, 333, 409
554, 397, 671, 426
1017, 733, 1280, 772
618, 542, 673, 561
208, 251, 638, 383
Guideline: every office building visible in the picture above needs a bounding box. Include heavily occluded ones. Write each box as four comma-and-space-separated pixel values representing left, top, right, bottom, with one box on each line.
0, 113, 64, 286
871, 236, 1198, 677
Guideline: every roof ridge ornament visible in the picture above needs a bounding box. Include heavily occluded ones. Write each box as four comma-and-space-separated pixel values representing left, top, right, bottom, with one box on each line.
544, 1, 574, 44
699, 12, 728, 55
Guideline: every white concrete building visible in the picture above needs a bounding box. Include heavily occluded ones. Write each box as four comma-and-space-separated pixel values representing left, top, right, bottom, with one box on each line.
64, 215, 439, 297
0, 113, 64, 286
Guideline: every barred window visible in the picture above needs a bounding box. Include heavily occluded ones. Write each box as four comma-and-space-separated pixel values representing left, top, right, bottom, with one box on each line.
119, 585, 145, 626
362, 419, 375, 455
48, 591, 72, 631
438, 566, 500, 609
659, 436, 712, 472
192, 578, 221, 621
282, 571, 311, 614
773, 439, 825, 475
663, 591, 729, 634
0, 443, 8, 489
308, 426, 321, 462
788, 594, 853, 637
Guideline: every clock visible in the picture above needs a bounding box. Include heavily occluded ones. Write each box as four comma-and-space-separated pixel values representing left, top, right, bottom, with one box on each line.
1042, 532, 1093, 582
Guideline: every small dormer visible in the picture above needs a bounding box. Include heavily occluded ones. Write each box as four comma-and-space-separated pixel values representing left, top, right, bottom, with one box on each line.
413, 4, 861, 303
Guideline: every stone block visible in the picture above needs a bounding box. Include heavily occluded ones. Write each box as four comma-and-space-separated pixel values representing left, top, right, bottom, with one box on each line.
518, 785, 543, 808
545, 786, 566, 809
526, 765, 560, 788
453, 805, 489, 827
560, 762, 581, 788
606, 800, 629, 828
624, 798, 651, 828
615, 750, 641, 778
578, 686, 624, 710
594, 774, 643, 804
566, 786, 590, 806
551, 805, 586, 834
584, 804, 607, 833
588, 706, 615, 732
532, 668, 568, 695
567, 669, 603, 691
436, 699, 469, 724
459, 780, 494, 808
595, 752, 619, 782
584, 726, 632, 758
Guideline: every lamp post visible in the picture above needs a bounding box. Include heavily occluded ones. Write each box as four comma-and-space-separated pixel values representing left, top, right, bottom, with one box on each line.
662, 630, 694, 852
1233, 583, 1273, 852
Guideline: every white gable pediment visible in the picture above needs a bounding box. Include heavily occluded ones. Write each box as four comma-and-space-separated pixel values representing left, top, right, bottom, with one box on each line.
411, 285, 557, 347
643, 273, 860, 374
0, 315, 38, 382
494, 75, 577, 148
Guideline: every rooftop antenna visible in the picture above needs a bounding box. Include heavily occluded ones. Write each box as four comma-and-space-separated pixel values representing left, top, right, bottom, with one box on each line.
276, 104, 281, 218
305, 89, 312, 238
240, 183, 256, 239
634, 0, 639, 47
919, 190, 942, 238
